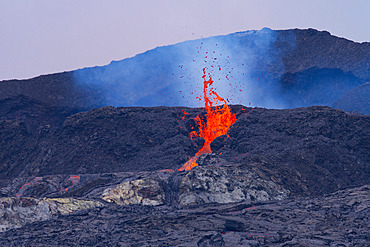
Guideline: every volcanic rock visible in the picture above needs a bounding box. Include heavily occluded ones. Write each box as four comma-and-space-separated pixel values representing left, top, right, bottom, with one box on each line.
0, 197, 51, 233
215, 106, 370, 197
0, 185, 368, 246
102, 178, 165, 206
0, 105, 369, 199
44, 198, 104, 215
197, 233, 225, 247
178, 161, 289, 205
0, 197, 104, 233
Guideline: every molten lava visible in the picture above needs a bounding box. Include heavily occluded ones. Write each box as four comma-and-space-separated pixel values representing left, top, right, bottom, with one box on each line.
178, 68, 236, 171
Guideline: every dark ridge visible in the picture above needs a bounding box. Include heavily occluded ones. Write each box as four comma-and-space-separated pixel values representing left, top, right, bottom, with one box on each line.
278, 28, 370, 79
333, 82, 370, 115
0, 72, 104, 110
1, 105, 369, 197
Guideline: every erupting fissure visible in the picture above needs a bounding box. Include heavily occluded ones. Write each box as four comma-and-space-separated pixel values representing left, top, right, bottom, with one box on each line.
179, 68, 236, 171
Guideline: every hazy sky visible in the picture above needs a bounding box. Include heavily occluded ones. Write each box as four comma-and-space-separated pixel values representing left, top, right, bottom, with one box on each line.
0, 0, 369, 80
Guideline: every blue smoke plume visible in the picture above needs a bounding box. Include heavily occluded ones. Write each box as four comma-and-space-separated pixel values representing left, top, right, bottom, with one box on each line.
73, 28, 363, 109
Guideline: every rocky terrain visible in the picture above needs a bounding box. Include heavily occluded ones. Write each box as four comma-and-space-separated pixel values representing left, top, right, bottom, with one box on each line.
1, 104, 369, 196
0, 103, 369, 246
0, 173, 368, 246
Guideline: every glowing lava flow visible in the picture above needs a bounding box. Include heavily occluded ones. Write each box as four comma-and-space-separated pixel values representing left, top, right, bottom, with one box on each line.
178, 68, 236, 171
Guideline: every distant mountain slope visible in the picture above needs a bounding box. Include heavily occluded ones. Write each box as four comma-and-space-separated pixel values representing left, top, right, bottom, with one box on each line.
278, 29, 370, 79
280, 68, 366, 108
0, 28, 369, 112
333, 82, 370, 115
0, 28, 370, 110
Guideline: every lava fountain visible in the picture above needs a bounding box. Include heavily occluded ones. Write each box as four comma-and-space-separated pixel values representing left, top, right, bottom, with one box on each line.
178, 68, 236, 171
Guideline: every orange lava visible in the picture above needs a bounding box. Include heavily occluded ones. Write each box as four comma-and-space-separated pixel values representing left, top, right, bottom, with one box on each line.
60, 175, 80, 192
178, 68, 236, 171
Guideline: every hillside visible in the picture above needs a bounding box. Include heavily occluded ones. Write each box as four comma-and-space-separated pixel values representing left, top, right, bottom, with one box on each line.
1, 105, 369, 197
1, 28, 369, 112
